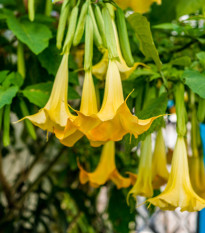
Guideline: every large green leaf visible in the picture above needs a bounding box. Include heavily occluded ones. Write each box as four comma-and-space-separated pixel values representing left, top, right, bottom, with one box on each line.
182, 70, 205, 98
0, 86, 18, 109
127, 13, 162, 71
22, 82, 52, 108
22, 82, 80, 108
38, 44, 79, 84
177, 0, 205, 17
4, 10, 52, 54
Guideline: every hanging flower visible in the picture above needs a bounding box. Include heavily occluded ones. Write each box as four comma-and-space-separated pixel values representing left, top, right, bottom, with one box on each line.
78, 141, 131, 188
147, 137, 205, 212
189, 155, 205, 199
114, 0, 162, 14
18, 53, 75, 133
152, 129, 169, 189
82, 60, 160, 144
128, 134, 153, 200
54, 70, 99, 147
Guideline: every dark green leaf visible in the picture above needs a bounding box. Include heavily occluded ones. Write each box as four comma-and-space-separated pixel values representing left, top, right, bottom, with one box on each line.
22, 82, 80, 108
183, 70, 205, 98
38, 43, 62, 76
127, 13, 162, 71
108, 188, 135, 233
0, 86, 18, 108
4, 10, 52, 54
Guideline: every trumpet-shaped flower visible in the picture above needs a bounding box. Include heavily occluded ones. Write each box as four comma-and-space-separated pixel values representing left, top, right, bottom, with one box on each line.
128, 134, 153, 200
83, 60, 160, 143
114, 0, 161, 14
189, 155, 205, 199
19, 53, 75, 133
152, 129, 169, 189
148, 137, 205, 212
78, 141, 131, 188
54, 70, 99, 146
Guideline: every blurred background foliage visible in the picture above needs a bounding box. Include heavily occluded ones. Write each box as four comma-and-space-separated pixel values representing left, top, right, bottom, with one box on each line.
0, 0, 205, 232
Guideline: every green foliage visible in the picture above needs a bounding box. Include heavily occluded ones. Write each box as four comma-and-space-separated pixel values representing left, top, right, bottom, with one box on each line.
4, 9, 52, 54
127, 13, 162, 70
0, 72, 23, 108
183, 70, 205, 98
176, 0, 205, 17
0, 0, 205, 232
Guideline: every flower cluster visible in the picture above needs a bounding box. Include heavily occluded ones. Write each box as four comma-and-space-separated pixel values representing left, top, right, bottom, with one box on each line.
18, 0, 205, 213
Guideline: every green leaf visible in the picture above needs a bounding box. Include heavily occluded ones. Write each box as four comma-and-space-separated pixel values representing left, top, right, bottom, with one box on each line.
38, 44, 79, 84
38, 43, 62, 76
3, 72, 24, 88
196, 52, 205, 69
0, 70, 9, 84
22, 82, 80, 108
177, 0, 205, 17
127, 13, 162, 71
171, 56, 191, 67
108, 188, 135, 233
0, 86, 18, 109
182, 70, 205, 98
4, 10, 52, 54
136, 93, 168, 143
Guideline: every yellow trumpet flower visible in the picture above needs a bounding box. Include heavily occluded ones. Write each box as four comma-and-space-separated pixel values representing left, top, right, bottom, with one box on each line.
148, 136, 205, 212
78, 141, 131, 188
84, 60, 160, 143
114, 0, 161, 14
128, 134, 153, 200
54, 70, 99, 146
19, 53, 74, 133
189, 155, 205, 199
152, 129, 169, 189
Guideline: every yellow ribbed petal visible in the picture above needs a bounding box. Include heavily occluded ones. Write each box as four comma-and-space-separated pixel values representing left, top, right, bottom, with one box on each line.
114, 0, 161, 14
20, 53, 73, 132
55, 70, 99, 146
128, 134, 153, 200
148, 137, 205, 212
152, 129, 169, 189
80, 71, 98, 115
97, 60, 124, 121
83, 60, 161, 143
78, 141, 131, 188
